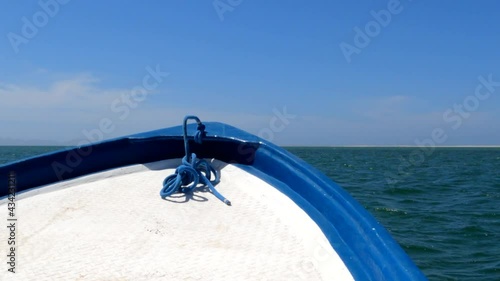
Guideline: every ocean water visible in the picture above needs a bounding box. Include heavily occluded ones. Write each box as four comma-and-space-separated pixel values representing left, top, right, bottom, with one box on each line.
0, 146, 68, 164
1, 146, 499, 280
286, 147, 500, 281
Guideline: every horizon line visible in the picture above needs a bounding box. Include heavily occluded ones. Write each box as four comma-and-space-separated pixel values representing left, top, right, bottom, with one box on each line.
284, 145, 500, 148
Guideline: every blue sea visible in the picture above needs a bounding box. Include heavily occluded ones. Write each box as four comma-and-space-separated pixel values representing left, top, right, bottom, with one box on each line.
1, 146, 499, 280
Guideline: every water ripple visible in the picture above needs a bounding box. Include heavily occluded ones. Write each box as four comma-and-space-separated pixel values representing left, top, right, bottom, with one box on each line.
287, 147, 500, 281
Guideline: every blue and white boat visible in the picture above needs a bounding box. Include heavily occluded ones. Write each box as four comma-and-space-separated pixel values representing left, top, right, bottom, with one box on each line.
0, 116, 427, 280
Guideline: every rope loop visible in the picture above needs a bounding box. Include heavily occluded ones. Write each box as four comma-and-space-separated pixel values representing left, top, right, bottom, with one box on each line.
160, 116, 230, 205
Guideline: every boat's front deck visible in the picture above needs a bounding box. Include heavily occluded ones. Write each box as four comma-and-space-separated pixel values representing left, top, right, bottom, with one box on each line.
0, 159, 353, 280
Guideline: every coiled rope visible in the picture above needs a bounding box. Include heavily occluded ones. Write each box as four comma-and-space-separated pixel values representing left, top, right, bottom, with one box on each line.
160, 116, 231, 206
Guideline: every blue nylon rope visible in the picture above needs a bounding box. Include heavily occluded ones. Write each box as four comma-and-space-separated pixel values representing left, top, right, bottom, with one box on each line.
160, 116, 231, 206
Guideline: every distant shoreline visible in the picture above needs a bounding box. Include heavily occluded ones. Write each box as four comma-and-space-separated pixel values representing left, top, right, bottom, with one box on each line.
0, 145, 71, 147
284, 145, 500, 148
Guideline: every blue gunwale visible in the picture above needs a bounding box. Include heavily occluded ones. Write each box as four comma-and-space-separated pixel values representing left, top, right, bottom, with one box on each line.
0, 122, 427, 280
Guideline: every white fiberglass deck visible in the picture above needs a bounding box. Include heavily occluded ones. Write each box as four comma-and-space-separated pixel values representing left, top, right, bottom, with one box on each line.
0, 159, 353, 281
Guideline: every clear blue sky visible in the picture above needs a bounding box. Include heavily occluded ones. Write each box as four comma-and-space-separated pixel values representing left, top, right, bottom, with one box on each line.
1, 0, 499, 145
